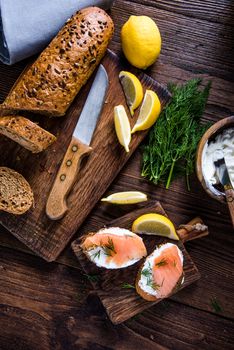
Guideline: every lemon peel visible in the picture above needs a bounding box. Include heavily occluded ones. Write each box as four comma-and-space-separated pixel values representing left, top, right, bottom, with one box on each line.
132, 213, 179, 240
114, 105, 131, 153
119, 71, 143, 116
131, 90, 161, 133
101, 191, 147, 204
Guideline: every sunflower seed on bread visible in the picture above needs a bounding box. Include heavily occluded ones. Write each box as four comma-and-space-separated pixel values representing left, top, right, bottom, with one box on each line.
0, 167, 34, 215
0, 116, 56, 153
1, 7, 114, 117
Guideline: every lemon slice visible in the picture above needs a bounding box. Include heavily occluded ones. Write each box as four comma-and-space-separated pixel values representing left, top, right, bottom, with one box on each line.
119, 71, 144, 116
132, 213, 179, 240
131, 90, 161, 133
101, 191, 147, 204
114, 105, 131, 153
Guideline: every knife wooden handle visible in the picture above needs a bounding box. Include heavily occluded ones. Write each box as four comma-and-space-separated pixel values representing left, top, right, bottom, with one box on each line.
46, 136, 92, 220
224, 187, 234, 228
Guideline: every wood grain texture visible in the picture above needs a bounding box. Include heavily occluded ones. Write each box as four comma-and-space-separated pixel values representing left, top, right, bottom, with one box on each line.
0, 50, 171, 262
1, 246, 233, 350
126, 0, 234, 25
1, 169, 233, 319
110, 0, 234, 82
0, 0, 234, 348
72, 202, 201, 324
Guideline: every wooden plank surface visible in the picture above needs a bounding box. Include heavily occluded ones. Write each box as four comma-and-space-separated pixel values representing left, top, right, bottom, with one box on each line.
0, 246, 233, 350
0, 0, 234, 349
72, 201, 201, 324
0, 50, 170, 262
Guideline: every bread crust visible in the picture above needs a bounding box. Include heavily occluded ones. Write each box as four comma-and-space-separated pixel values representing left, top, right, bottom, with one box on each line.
0, 116, 56, 153
80, 231, 97, 261
1, 7, 114, 117
0, 167, 34, 215
135, 263, 158, 301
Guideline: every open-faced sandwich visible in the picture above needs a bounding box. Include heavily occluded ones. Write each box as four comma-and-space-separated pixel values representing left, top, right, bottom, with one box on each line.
80, 227, 147, 269
136, 243, 184, 301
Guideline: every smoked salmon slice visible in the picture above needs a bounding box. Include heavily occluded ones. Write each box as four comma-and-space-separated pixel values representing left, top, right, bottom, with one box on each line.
81, 227, 147, 269
136, 243, 184, 301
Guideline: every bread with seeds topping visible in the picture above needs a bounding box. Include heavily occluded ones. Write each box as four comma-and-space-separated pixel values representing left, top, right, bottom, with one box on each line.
1, 7, 114, 117
0, 116, 56, 153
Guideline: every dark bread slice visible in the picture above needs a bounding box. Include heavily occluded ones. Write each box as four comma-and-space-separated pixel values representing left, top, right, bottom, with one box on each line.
80, 231, 97, 261
0, 167, 34, 215
0, 116, 56, 153
1, 7, 114, 117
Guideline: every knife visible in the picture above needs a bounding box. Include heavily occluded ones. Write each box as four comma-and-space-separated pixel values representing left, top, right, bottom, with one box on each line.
214, 157, 234, 227
46, 64, 108, 220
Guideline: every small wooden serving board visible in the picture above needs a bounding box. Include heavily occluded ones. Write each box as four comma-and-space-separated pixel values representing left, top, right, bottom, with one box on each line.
0, 50, 171, 262
72, 201, 203, 324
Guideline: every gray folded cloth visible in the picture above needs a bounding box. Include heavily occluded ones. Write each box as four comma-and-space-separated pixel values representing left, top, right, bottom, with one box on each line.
0, 0, 113, 65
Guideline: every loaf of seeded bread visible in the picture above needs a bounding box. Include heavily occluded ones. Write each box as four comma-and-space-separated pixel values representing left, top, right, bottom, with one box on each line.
0, 116, 56, 153
1, 7, 114, 117
0, 167, 34, 215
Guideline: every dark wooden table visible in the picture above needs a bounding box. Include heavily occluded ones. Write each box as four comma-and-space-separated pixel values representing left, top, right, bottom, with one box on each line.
0, 1, 234, 349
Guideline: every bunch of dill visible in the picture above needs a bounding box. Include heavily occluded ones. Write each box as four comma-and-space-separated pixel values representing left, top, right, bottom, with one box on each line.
141, 79, 211, 190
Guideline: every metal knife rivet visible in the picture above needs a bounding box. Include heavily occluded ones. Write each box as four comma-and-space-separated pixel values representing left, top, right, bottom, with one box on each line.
60, 174, 66, 181
66, 160, 72, 167
72, 145, 78, 152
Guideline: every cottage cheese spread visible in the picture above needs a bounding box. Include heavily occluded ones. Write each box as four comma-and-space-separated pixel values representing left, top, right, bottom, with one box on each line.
202, 127, 234, 196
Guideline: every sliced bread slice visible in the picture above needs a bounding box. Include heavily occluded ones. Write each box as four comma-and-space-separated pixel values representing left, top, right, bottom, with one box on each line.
0, 116, 56, 153
0, 167, 34, 215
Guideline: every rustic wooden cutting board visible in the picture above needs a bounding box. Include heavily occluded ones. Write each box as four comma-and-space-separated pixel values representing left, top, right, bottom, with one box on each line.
72, 201, 208, 324
0, 50, 171, 262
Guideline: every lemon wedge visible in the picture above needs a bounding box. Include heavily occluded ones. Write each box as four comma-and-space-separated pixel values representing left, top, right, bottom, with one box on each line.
119, 71, 143, 116
131, 90, 161, 133
132, 213, 179, 240
101, 191, 147, 204
114, 105, 131, 153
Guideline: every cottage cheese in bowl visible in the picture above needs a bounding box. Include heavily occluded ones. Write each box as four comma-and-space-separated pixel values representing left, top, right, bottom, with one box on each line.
202, 127, 234, 197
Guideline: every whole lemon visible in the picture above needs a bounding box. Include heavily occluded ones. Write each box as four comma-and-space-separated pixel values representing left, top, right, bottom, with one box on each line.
121, 15, 161, 69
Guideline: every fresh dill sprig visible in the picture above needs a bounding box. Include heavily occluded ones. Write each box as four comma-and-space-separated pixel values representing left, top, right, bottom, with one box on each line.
141, 265, 161, 291
91, 250, 101, 260
141, 79, 211, 190
141, 268, 152, 278
147, 280, 161, 290
210, 297, 223, 313
155, 258, 168, 267
102, 237, 116, 257
84, 273, 100, 283
121, 283, 136, 289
